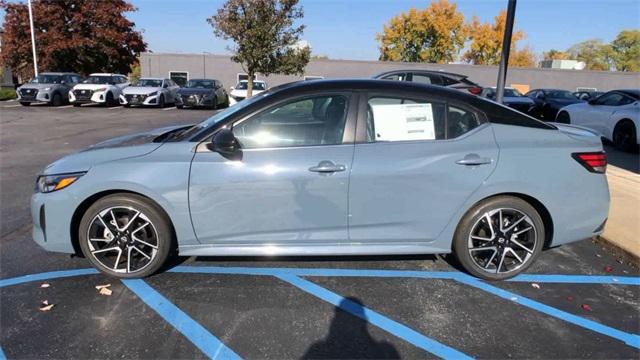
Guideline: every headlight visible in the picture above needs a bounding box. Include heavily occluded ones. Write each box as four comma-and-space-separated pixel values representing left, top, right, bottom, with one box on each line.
95, 87, 107, 92
36, 172, 86, 193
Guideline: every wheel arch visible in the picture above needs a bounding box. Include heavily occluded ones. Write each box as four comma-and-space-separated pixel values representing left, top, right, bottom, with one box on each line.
69, 189, 177, 257
457, 192, 554, 250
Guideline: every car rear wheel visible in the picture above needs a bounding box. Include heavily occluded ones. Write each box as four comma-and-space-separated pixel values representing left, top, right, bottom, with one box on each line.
20, 102, 30, 106
51, 93, 63, 107
78, 194, 172, 278
453, 196, 545, 280
158, 95, 165, 108
556, 111, 570, 124
613, 120, 637, 152
105, 92, 115, 107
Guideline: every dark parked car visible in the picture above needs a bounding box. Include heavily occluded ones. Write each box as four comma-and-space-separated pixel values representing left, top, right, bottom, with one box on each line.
480, 87, 535, 114
16, 72, 81, 106
525, 89, 585, 120
373, 70, 482, 95
573, 90, 604, 101
177, 79, 229, 109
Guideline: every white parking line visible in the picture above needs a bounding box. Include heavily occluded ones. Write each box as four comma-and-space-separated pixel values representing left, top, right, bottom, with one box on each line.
2, 104, 21, 108
108, 106, 122, 110
162, 106, 176, 111
56, 105, 73, 109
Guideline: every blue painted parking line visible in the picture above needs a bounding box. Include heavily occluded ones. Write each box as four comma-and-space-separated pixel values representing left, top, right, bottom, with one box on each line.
276, 274, 473, 360
0, 346, 7, 360
455, 276, 640, 349
507, 273, 640, 285
121, 279, 242, 360
0, 268, 99, 288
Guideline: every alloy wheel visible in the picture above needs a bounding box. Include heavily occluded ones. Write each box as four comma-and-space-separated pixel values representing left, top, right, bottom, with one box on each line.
467, 208, 537, 274
86, 206, 159, 274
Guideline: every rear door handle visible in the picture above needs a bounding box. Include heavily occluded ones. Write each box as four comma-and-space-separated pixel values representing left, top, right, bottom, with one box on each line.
456, 154, 492, 166
309, 160, 346, 173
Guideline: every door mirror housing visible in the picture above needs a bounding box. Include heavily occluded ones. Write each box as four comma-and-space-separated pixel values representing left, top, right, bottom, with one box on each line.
209, 128, 239, 155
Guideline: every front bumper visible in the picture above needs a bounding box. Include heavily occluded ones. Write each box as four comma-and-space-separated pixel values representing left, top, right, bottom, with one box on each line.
119, 94, 159, 106
178, 94, 215, 107
17, 89, 52, 103
31, 191, 77, 254
69, 90, 108, 104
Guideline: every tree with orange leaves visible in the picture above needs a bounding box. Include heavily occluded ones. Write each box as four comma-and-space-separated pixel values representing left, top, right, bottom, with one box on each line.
377, 0, 467, 63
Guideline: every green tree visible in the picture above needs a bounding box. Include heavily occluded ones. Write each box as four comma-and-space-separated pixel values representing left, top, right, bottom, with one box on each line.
611, 29, 640, 72
567, 39, 613, 71
377, 0, 467, 63
208, 0, 310, 97
0, 0, 146, 79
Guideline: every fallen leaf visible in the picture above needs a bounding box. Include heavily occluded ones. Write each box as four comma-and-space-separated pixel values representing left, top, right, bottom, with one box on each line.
509, 296, 518, 301
40, 283, 50, 288
581, 304, 592, 311
531, 283, 541, 289
99, 287, 113, 296
566, 296, 574, 302
616, 258, 623, 264
604, 265, 613, 273
40, 304, 54, 311
95, 284, 111, 290
595, 253, 602, 258
41, 300, 49, 306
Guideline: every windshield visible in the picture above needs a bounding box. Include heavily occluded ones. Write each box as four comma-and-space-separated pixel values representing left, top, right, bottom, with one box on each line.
172, 91, 271, 141
486, 88, 522, 98
186, 80, 214, 89
235, 81, 266, 91
30, 75, 63, 84
83, 76, 112, 84
135, 79, 163, 87
546, 90, 576, 99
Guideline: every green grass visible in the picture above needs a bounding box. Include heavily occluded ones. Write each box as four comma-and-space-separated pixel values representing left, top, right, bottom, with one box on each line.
0, 88, 17, 101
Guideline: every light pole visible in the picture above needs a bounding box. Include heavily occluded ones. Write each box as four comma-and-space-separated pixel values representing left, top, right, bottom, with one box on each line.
27, 0, 39, 76
496, 0, 516, 104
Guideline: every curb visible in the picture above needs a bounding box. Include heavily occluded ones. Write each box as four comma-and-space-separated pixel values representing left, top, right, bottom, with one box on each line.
594, 236, 640, 269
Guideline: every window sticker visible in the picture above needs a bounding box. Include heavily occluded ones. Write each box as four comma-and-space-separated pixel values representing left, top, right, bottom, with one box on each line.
371, 103, 435, 141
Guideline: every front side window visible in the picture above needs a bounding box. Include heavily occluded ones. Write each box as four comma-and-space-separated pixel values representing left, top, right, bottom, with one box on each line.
411, 73, 442, 85
233, 95, 349, 149
366, 96, 481, 142
381, 73, 405, 81
30, 75, 63, 84
596, 92, 633, 106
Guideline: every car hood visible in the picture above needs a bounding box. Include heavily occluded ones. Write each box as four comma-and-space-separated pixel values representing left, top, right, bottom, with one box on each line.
73, 83, 111, 91
42, 124, 192, 175
18, 83, 58, 91
123, 86, 161, 95
178, 88, 215, 96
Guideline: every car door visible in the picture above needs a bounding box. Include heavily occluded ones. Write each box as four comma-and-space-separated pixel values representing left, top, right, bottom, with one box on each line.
189, 92, 356, 245
582, 92, 625, 135
348, 92, 499, 248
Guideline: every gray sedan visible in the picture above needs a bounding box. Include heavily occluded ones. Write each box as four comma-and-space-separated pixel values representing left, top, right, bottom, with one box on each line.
16, 72, 81, 106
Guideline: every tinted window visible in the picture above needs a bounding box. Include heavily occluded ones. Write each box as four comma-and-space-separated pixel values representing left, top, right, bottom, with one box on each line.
381, 73, 405, 81
30, 75, 63, 84
233, 95, 349, 149
596, 92, 634, 106
169, 72, 188, 87
546, 90, 576, 99
411, 73, 442, 85
447, 105, 482, 139
366, 96, 446, 142
441, 76, 459, 86
186, 80, 214, 89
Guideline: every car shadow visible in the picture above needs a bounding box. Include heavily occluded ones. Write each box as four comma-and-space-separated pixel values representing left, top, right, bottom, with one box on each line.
604, 143, 639, 174
301, 296, 401, 359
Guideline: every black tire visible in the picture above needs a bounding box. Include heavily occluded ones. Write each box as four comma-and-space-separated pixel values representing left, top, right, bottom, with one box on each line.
612, 120, 637, 152
211, 96, 218, 110
51, 93, 62, 106
158, 95, 165, 108
556, 111, 570, 124
78, 194, 173, 278
453, 196, 545, 280
20, 102, 31, 106
176, 104, 183, 109
73, 103, 82, 107
105, 92, 115, 107
123, 104, 131, 108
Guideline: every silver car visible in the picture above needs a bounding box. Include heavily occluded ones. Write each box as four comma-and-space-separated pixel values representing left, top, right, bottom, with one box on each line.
16, 72, 81, 106
120, 78, 180, 107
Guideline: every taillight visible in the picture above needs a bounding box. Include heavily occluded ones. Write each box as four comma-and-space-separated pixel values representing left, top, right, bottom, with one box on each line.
468, 87, 482, 95
572, 152, 607, 173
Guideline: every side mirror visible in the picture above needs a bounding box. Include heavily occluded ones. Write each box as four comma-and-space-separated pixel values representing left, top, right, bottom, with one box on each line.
209, 129, 239, 155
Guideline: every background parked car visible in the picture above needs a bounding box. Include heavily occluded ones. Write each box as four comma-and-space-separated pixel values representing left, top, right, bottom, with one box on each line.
120, 78, 180, 108
373, 69, 482, 95
556, 89, 639, 152
229, 80, 268, 105
573, 90, 604, 101
176, 78, 229, 109
525, 88, 585, 120
69, 73, 129, 107
16, 72, 81, 106
480, 87, 535, 114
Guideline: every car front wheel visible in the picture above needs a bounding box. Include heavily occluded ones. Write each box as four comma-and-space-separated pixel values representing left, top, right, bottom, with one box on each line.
556, 111, 570, 124
78, 194, 173, 278
453, 196, 545, 280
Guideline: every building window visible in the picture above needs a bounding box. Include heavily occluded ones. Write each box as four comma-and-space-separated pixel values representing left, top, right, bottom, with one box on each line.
169, 71, 189, 87
304, 76, 324, 81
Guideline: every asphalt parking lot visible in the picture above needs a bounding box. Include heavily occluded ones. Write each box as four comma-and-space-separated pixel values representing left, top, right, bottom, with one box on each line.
0, 101, 639, 359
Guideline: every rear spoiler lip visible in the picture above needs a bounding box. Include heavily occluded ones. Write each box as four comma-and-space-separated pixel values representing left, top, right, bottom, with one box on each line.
548, 122, 600, 137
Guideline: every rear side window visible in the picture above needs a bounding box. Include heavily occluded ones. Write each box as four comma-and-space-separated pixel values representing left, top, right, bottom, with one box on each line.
381, 73, 406, 81
441, 76, 459, 86
411, 73, 443, 86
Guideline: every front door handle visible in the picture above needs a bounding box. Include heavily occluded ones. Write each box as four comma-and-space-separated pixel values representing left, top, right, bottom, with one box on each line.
456, 154, 492, 166
309, 161, 346, 173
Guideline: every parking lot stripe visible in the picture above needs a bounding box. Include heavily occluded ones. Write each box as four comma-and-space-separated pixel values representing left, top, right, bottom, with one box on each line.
0, 268, 98, 288
122, 279, 242, 360
0, 345, 6, 360
108, 106, 121, 110
55, 105, 73, 109
508, 273, 640, 285
163, 106, 176, 111
276, 274, 473, 360
455, 276, 640, 349
2, 104, 21, 108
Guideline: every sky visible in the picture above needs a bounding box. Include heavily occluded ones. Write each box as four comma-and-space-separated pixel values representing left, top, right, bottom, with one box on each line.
3, 0, 639, 60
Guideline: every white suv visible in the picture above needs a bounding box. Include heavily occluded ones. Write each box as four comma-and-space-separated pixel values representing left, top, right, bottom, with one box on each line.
69, 73, 129, 106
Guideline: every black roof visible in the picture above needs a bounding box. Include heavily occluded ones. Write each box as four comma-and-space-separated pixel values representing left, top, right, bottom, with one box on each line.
372, 69, 469, 80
